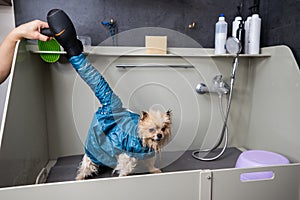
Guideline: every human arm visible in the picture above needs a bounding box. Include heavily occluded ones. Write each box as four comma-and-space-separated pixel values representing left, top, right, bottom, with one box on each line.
0, 20, 50, 83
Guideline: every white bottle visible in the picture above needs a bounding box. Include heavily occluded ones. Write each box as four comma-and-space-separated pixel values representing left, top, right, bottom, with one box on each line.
244, 16, 252, 54
215, 14, 228, 55
232, 16, 242, 38
248, 14, 261, 54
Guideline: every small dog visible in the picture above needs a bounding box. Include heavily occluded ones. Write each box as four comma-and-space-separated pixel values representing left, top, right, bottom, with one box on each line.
76, 110, 171, 179
44, 8, 172, 180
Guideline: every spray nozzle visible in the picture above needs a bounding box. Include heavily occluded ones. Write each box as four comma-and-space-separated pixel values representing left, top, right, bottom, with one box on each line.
238, 20, 244, 28
249, 0, 260, 14
101, 18, 118, 46
101, 18, 117, 36
236, 3, 242, 16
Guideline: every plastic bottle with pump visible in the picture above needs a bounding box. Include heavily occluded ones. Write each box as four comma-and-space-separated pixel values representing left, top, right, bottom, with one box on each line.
244, 16, 252, 54
236, 20, 245, 53
248, 13, 261, 54
215, 14, 228, 55
232, 16, 242, 38
248, 1, 261, 54
232, 4, 243, 38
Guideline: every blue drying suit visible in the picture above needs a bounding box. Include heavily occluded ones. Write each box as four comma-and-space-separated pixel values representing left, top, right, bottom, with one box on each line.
69, 54, 154, 168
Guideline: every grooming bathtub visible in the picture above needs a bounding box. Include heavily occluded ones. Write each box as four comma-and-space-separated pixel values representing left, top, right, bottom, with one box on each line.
0, 41, 299, 200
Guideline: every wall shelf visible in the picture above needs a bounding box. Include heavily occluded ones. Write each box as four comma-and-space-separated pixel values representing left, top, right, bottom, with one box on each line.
26, 44, 271, 58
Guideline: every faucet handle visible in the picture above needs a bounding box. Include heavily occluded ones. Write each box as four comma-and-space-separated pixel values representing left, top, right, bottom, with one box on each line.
196, 75, 229, 95
195, 83, 209, 94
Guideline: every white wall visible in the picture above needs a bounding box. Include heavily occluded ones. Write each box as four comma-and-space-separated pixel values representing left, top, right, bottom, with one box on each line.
0, 6, 15, 127
0, 6, 14, 41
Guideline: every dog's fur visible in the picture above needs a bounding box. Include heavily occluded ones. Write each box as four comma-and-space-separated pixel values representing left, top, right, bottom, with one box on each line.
76, 110, 171, 180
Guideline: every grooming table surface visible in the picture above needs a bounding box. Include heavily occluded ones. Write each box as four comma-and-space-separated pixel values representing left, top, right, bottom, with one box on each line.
46, 147, 241, 183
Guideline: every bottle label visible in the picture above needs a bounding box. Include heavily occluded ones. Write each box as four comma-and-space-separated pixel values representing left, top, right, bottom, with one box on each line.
216, 24, 227, 33
215, 33, 227, 54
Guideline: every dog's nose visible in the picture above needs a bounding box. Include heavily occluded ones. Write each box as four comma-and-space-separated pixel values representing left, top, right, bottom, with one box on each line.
157, 134, 163, 139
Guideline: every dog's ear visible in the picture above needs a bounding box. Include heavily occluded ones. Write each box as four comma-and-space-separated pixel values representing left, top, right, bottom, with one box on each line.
166, 109, 172, 118
140, 111, 148, 121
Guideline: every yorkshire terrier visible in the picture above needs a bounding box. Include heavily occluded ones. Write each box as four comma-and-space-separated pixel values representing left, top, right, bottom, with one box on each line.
76, 110, 171, 179
46, 8, 171, 180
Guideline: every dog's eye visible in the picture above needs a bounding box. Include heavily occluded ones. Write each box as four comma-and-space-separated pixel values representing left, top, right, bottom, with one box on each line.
149, 128, 155, 133
161, 127, 166, 132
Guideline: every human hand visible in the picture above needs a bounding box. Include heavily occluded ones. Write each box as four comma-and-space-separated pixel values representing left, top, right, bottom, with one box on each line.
12, 20, 51, 42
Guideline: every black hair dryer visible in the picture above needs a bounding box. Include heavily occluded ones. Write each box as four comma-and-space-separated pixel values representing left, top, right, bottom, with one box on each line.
41, 9, 83, 57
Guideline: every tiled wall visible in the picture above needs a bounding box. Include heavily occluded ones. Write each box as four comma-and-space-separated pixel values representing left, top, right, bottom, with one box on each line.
13, 0, 300, 64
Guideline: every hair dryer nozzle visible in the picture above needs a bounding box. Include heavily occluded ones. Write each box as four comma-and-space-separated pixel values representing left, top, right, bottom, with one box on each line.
46, 9, 83, 58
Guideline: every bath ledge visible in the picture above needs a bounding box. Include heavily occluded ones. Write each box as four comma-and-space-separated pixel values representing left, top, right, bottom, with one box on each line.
26, 44, 271, 58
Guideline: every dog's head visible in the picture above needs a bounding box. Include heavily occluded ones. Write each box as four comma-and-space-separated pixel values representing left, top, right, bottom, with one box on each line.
138, 110, 171, 152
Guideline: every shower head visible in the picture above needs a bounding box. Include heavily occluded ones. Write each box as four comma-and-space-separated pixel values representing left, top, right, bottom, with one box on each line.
226, 37, 241, 87
226, 37, 242, 55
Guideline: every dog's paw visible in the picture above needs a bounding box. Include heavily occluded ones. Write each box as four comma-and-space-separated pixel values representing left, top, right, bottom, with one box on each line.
150, 168, 162, 174
75, 173, 86, 180
118, 172, 130, 177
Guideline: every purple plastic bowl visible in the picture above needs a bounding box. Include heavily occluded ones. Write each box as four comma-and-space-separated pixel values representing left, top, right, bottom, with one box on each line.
235, 150, 290, 181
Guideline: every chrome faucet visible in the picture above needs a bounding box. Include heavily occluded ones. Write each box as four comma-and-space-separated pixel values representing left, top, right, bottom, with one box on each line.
195, 75, 229, 95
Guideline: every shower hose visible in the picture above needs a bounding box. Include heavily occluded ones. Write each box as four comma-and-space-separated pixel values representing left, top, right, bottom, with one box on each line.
192, 56, 238, 161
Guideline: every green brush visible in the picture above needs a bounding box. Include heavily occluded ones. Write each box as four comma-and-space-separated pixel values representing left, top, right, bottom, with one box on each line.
38, 39, 61, 63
